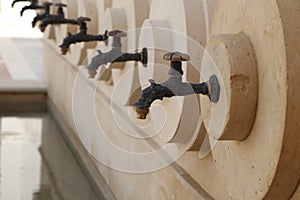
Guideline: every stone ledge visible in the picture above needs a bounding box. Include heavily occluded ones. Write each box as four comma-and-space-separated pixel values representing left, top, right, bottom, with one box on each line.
0, 80, 46, 93
0, 90, 47, 113
0, 93, 46, 113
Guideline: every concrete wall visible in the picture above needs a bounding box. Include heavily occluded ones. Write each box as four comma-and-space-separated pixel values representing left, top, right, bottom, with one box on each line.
42, 0, 300, 199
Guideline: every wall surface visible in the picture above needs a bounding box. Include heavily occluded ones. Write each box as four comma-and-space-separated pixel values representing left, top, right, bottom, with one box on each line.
42, 0, 300, 199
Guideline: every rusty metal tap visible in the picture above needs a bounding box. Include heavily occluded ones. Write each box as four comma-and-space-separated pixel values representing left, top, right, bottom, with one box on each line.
12, 0, 34, 8
133, 51, 220, 119
31, 1, 52, 28
39, 3, 78, 32
59, 17, 109, 55
19, 0, 45, 16
86, 30, 148, 78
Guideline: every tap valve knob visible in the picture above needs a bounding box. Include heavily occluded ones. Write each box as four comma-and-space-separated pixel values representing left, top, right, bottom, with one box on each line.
108, 30, 127, 37
163, 51, 190, 76
163, 51, 190, 62
54, 3, 67, 7
108, 30, 127, 48
54, 3, 67, 16
43, 1, 53, 7
76, 16, 91, 24
76, 16, 91, 31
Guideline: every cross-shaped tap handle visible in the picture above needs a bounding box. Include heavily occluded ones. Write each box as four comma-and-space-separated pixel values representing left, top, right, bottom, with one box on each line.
43, 1, 53, 7
54, 3, 67, 7
108, 30, 127, 37
76, 16, 91, 24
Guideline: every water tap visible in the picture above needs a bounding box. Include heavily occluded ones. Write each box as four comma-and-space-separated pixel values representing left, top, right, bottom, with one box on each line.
39, 3, 78, 32
86, 30, 148, 78
59, 16, 109, 55
32, 1, 52, 28
19, 0, 45, 16
133, 51, 220, 119
12, 0, 33, 8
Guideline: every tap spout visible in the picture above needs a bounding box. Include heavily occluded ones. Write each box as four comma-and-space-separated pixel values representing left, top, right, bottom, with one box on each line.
39, 17, 77, 32
59, 17, 108, 55
20, 3, 44, 16
86, 47, 148, 78
12, 0, 33, 8
31, 2, 52, 28
133, 52, 220, 119
60, 32, 108, 54
38, 3, 77, 32
133, 78, 210, 119
86, 30, 148, 78
133, 79, 175, 119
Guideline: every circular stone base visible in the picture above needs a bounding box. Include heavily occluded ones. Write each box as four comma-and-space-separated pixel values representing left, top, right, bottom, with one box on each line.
201, 33, 258, 141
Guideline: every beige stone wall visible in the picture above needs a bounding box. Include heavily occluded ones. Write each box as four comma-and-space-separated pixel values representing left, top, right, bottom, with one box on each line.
42, 0, 300, 199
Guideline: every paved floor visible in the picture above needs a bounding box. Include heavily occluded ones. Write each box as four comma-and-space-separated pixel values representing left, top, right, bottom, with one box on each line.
0, 0, 43, 80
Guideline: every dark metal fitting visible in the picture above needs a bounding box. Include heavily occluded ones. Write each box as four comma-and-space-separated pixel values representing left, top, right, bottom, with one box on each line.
133, 51, 220, 120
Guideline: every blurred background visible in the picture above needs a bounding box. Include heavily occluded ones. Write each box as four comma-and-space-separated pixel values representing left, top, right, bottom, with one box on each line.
0, 3, 100, 200
0, 0, 43, 80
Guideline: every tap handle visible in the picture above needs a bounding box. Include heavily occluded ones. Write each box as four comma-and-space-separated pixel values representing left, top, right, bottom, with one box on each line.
76, 16, 91, 24
108, 30, 127, 37
163, 51, 190, 62
54, 3, 67, 7
55, 3, 67, 16
12, 0, 31, 8
76, 16, 92, 26
43, 1, 53, 7
108, 30, 126, 48
163, 52, 190, 75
